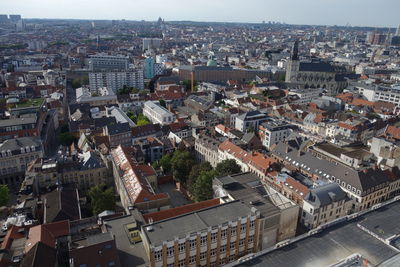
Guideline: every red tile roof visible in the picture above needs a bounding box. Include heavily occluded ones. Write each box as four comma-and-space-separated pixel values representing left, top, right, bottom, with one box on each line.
219, 140, 277, 174
385, 125, 400, 140
143, 199, 221, 223
111, 146, 168, 204
25, 220, 70, 253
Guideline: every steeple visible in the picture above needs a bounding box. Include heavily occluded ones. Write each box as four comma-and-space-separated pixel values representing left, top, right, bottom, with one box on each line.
291, 40, 299, 60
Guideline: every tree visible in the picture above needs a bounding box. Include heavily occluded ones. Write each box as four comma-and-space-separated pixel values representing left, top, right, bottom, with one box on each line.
153, 154, 173, 174
71, 76, 88, 89
215, 159, 241, 177
182, 79, 196, 92
58, 132, 77, 146
193, 170, 215, 202
171, 150, 195, 184
136, 114, 151, 126
88, 184, 115, 215
0, 185, 9, 207
159, 99, 167, 108
188, 162, 213, 192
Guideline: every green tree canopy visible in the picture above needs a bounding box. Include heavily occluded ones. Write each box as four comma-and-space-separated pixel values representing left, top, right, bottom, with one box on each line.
193, 170, 215, 202
58, 132, 77, 146
0, 185, 9, 207
88, 184, 115, 215
215, 159, 241, 177
153, 153, 173, 174
71, 76, 89, 89
188, 161, 213, 192
171, 150, 195, 184
159, 99, 167, 108
136, 114, 151, 126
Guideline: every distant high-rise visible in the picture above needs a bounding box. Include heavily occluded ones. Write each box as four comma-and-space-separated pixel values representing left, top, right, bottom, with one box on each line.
9, 15, 21, 22
0, 15, 8, 23
396, 25, 400, 36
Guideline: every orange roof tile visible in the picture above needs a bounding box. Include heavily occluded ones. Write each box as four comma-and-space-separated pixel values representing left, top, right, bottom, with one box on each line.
25, 220, 69, 253
143, 199, 220, 223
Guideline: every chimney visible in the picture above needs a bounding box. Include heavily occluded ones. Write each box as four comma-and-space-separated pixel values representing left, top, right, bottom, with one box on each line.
285, 144, 289, 154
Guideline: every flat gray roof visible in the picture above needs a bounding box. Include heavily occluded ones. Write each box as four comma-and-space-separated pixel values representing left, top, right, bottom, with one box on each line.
233, 200, 400, 267
143, 201, 254, 247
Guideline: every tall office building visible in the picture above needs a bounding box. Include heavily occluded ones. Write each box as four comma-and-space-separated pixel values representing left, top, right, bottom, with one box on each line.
9, 15, 21, 22
88, 54, 129, 71
89, 70, 144, 93
0, 15, 8, 23
396, 25, 400, 36
144, 57, 155, 79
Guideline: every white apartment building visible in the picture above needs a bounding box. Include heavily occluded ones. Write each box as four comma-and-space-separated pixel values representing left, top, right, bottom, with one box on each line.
89, 70, 144, 93
143, 101, 176, 125
259, 120, 292, 150
288, 88, 322, 106
357, 84, 400, 106
88, 54, 129, 71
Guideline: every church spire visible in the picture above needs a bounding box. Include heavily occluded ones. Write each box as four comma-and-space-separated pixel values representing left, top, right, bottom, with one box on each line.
291, 40, 299, 60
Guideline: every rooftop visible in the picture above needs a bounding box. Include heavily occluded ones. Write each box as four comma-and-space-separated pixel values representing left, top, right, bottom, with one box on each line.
143, 200, 256, 247
232, 200, 400, 267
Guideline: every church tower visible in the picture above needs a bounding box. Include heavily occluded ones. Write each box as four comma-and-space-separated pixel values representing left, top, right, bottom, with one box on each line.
285, 40, 300, 83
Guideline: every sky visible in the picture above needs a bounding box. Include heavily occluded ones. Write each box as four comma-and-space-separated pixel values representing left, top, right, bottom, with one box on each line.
1, 0, 399, 28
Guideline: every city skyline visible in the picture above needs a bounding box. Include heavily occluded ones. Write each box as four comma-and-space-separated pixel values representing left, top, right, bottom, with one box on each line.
1, 0, 400, 28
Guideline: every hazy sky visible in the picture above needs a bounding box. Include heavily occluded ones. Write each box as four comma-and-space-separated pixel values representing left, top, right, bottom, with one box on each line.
1, 0, 399, 27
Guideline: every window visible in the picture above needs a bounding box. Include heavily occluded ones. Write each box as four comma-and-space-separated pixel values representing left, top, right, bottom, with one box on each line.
231, 227, 236, 236
210, 248, 217, 257
200, 235, 207, 246
211, 232, 217, 243
154, 250, 162, 261
239, 239, 245, 247
179, 242, 185, 253
240, 223, 246, 233
179, 259, 185, 267
108, 262, 116, 267
104, 244, 112, 249
230, 242, 236, 250
220, 244, 226, 253
189, 255, 196, 264
189, 239, 196, 250
200, 252, 206, 260
79, 265, 87, 267
221, 229, 227, 239
250, 220, 255, 229
167, 246, 174, 258
248, 235, 254, 243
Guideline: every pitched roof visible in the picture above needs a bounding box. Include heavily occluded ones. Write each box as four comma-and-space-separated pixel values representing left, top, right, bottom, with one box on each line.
44, 187, 81, 223
111, 146, 168, 204
304, 183, 347, 207
25, 220, 69, 253
21, 242, 57, 267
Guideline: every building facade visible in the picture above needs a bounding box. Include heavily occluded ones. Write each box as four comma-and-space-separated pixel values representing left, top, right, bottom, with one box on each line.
142, 201, 263, 267
89, 70, 144, 93
88, 54, 129, 71
0, 137, 43, 190
143, 101, 176, 126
